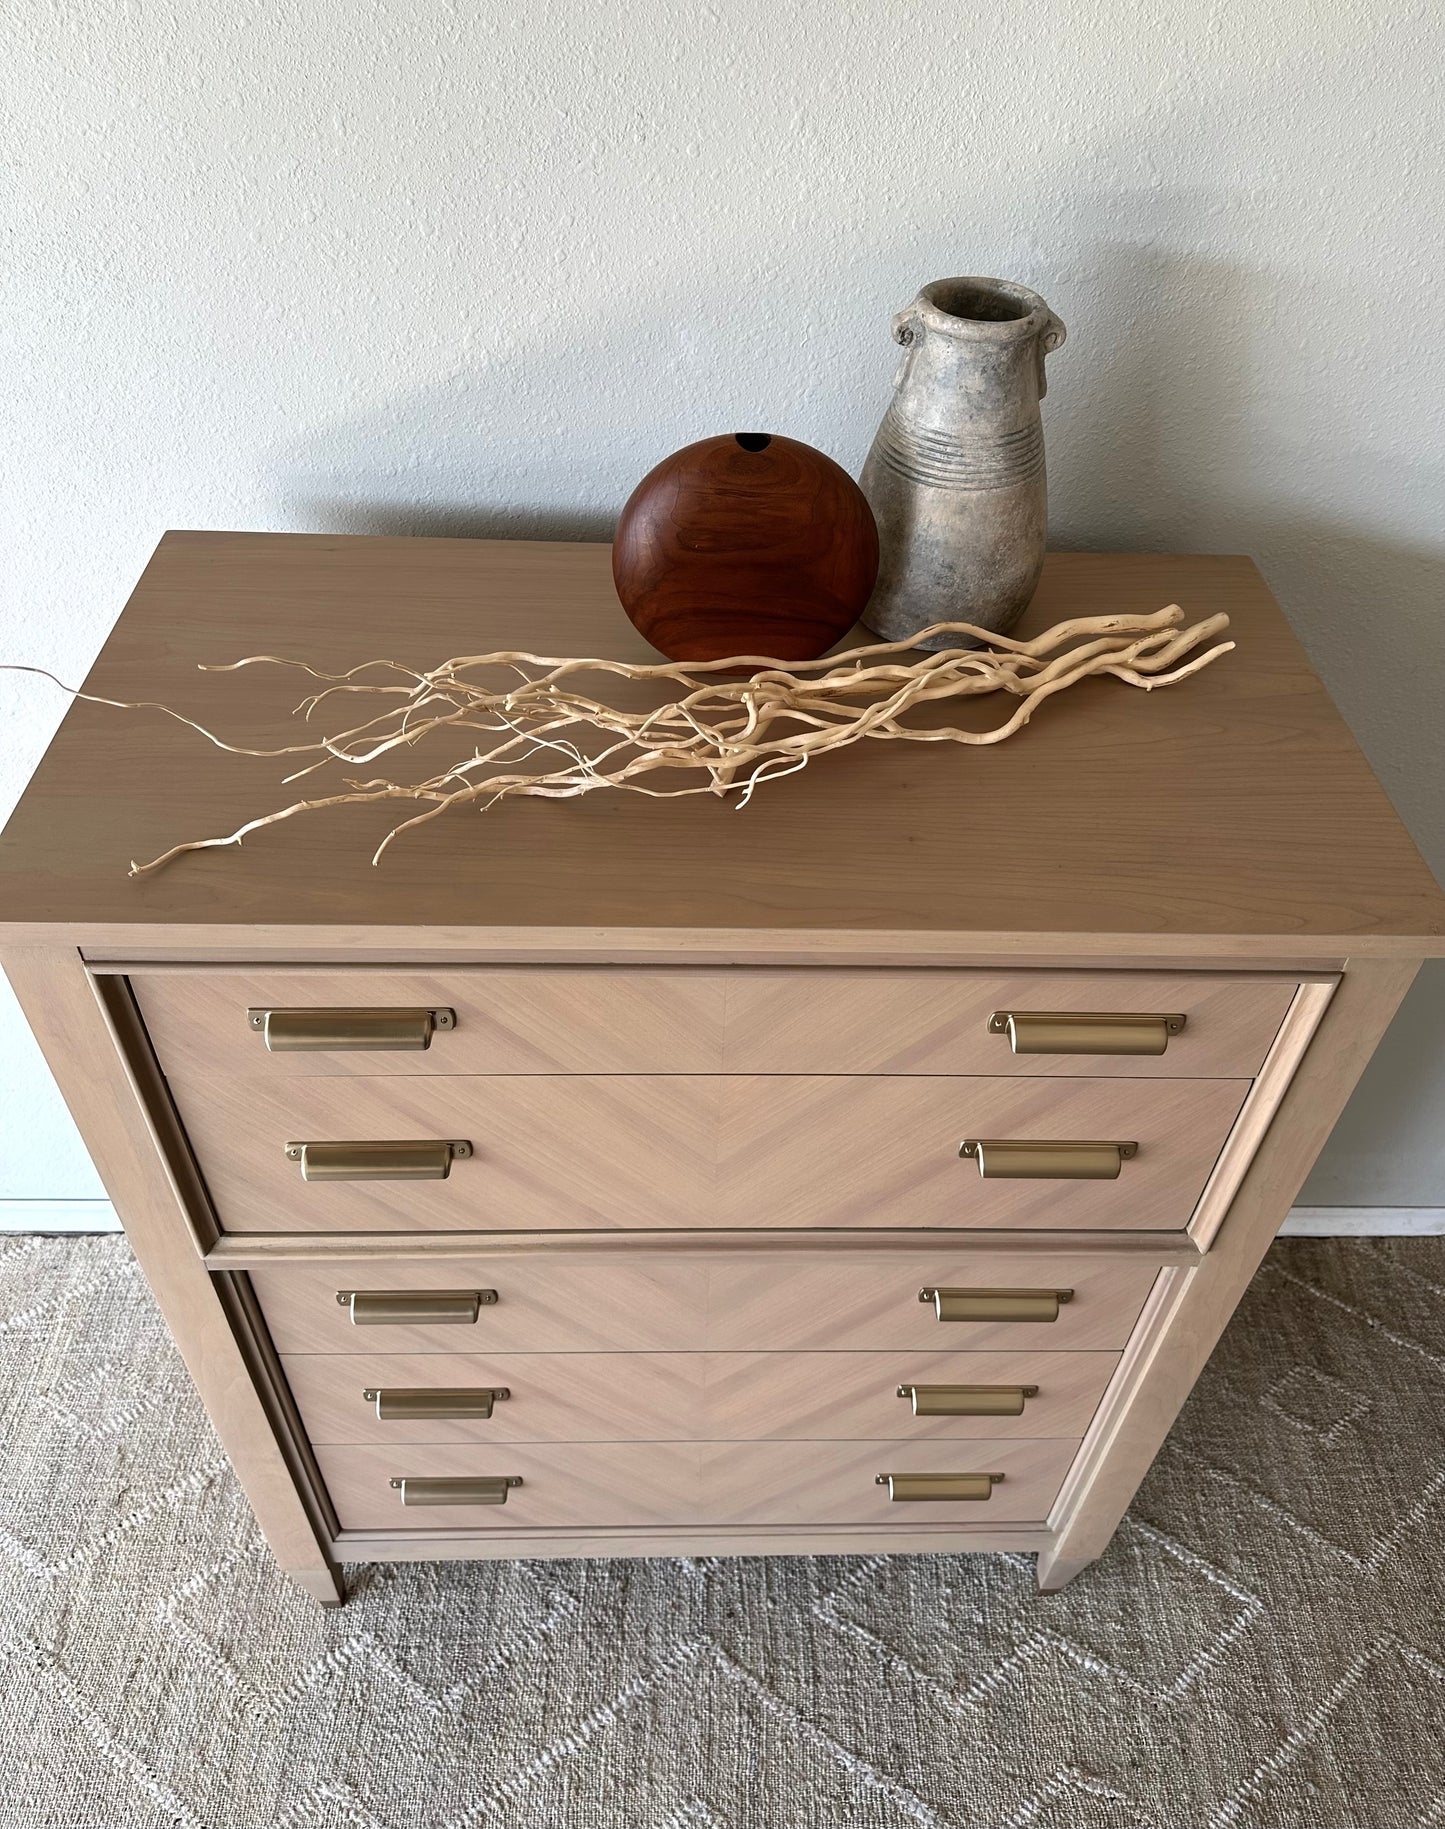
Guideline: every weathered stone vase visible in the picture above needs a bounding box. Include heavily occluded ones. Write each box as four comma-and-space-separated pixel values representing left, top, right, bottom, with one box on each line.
859, 277, 1066, 649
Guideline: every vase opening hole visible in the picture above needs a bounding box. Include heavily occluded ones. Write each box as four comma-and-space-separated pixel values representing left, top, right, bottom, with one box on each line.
927, 282, 1030, 324
734, 433, 772, 452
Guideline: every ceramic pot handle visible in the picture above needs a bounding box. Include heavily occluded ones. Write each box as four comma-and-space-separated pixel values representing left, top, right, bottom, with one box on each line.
887, 306, 922, 391
890, 304, 921, 347
1037, 311, 1067, 397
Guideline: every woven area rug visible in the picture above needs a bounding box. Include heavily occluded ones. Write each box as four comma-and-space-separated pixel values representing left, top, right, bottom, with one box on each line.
2, 1234, 1444, 1829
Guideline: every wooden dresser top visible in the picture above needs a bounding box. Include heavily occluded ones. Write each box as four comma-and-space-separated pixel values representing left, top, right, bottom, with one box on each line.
2, 532, 1441, 958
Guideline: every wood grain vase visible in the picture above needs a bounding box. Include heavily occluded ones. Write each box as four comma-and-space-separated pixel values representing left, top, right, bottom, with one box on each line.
612, 433, 879, 663
859, 278, 1066, 650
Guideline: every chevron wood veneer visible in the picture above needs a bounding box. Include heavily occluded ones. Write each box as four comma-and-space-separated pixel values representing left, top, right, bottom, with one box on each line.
717, 1074, 1247, 1232
133, 965, 1296, 1081
134, 966, 730, 1079
4, 537, 1440, 1606
165, 1070, 1249, 1233
250, 1252, 1159, 1355
316, 1436, 1081, 1530
281, 1348, 1122, 1444
714, 968, 1297, 1079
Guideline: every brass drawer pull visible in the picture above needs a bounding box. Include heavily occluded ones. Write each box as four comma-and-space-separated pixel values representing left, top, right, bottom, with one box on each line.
897, 1382, 1037, 1416
876, 1472, 1003, 1502
389, 1475, 521, 1506
248, 1006, 456, 1051
364, 1386, 510, 1420
285, 1139, 472, 1181
959, 1138, 1137, 1180
988, 1010, 1185, 1056
337, 1289, 497, 1325
919, 1287, 1073, 1324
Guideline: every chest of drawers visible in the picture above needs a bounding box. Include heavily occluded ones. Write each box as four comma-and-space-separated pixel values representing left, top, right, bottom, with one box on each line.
3, 534, 1441, 1605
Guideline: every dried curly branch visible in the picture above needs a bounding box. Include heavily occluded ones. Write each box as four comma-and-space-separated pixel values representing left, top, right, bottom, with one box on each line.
8, 607, 1233, 874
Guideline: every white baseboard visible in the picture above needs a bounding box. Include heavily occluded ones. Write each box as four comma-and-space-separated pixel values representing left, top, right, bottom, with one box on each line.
1276, 1207, 1445, 1236
0, 1201, 122, 1234
0, 1200, 1441, 1237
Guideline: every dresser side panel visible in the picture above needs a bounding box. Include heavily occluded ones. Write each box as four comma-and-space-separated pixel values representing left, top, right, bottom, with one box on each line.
1039, 954, 1420, 1584
0, 945, 341, 1600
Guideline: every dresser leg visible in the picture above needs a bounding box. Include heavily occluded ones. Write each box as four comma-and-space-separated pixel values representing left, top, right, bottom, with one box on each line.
1035, 1549, 1093, 1592
287, 1563, 347, 1608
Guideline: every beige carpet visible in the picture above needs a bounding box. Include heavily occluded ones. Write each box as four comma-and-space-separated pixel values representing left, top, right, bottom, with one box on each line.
2, 1235, 1444, 1829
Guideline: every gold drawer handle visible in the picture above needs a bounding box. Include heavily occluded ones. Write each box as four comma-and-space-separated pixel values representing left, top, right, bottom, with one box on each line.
364, 1386, 510, 1420
337, 1289, 497, 1325
988, 1010, 1185, 1056
897, 1382, 1037, 1416
286, 1139, 472, 1181
248, 1006, 456, 1051
389, 1475, 521, 1506
959, 1138, 1137, 1180
876, 1472, 1003, 1502
919, 1287, 1073, 1324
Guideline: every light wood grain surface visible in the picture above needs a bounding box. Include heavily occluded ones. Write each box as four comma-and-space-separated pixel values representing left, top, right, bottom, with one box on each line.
281, 1347, 1120, 1444
208, 1227, 1201, 1266
131, 965, 1298, 1080
315, 1435, 1080, 1530
173, 1070, 1245, 1233
2, 537, 1440, 951
250, 1252, 1158, 1355
175, 1068, 1243, 1236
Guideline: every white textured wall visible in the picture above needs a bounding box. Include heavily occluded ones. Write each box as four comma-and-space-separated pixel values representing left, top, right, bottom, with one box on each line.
2, 0, 1442, 1204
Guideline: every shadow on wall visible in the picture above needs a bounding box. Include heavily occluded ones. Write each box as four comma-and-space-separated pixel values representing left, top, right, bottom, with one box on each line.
264, 242, 891, 552
296, 501, 616, 544
1044, 239, 1282, 553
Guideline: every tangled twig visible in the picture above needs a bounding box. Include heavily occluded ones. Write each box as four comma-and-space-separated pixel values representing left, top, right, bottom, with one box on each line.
7, 607, 1232, 874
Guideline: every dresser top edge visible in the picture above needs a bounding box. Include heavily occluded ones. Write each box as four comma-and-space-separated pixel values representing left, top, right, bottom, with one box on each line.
2, 539, 1441, 945
2, 929, 1437, 968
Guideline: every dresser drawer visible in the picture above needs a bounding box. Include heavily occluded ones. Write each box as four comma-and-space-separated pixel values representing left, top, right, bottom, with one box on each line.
316, 1435, 1080, 1530
282, 1347, 1120, 1444
178, 1073, 1247, 1234
132, 966, 1298, 1081
250, 1253, 1159, 1355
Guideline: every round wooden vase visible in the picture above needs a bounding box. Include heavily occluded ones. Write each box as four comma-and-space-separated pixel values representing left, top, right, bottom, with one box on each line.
612, 433, 879, 663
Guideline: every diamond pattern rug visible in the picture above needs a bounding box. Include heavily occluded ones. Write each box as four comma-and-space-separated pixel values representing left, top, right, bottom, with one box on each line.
2, 1234, 1443, 1828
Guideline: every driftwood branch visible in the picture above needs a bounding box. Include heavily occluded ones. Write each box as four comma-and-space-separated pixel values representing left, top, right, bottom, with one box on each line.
6, 607, 1233, 874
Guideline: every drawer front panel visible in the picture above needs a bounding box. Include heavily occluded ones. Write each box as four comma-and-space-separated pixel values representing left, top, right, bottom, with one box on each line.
179, 1073, 1246, 1234
251, 1255, 1159, 1355
134, 966, 1297, 1081
283, 1348, 1120, 1444
316, 1436, 1079, 1530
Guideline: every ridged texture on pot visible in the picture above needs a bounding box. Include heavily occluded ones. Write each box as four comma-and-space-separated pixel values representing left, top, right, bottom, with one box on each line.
860, 277, 1065, 649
